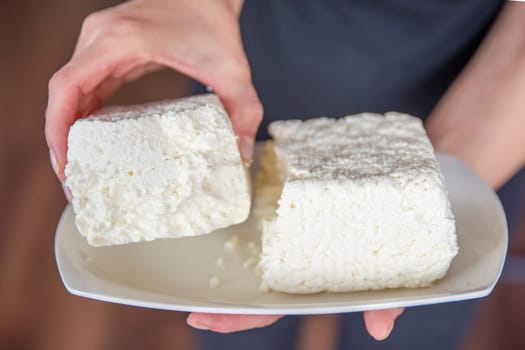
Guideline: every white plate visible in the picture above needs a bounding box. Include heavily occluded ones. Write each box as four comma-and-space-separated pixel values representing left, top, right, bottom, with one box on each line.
55, 153, 508, 315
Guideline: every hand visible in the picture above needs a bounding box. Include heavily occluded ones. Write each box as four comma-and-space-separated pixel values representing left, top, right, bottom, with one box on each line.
45, 0, 262, 190
187, 308, 404, 340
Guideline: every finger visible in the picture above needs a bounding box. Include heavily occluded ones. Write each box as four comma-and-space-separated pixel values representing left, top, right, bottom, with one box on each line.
208, 58, 263, 162
187, 313, 282, 333
113, 62, 163, 81
217, 81, 263, 162
45, 40, 146, 179
363, 308, 404, 341
46, 71, 81, 182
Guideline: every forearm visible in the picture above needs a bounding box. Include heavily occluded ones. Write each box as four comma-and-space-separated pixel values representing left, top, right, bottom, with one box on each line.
426, 2, 525, 189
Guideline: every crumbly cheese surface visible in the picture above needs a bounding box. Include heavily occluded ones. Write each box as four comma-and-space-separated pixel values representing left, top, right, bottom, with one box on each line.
65, 94, 251, 246
257, 113, 457, 293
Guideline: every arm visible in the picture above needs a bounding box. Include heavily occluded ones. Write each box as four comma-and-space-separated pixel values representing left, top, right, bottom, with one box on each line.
427, 2, 525, 189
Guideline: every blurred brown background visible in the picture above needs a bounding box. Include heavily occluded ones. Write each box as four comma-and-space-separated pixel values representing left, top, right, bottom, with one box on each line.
0, 1, 524, 350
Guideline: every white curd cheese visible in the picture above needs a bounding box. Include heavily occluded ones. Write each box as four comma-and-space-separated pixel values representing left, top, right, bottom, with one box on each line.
256, 113, 457, 293
65, 94, 251, 246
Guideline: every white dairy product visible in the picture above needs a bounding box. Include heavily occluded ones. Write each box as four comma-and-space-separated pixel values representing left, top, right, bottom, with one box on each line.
243, 257, 259, 269
65, 94, 251, 246
209, 276, 220, 289
224, 234, 241, 251
216, 256, 225, 268
257, 113, 457, 294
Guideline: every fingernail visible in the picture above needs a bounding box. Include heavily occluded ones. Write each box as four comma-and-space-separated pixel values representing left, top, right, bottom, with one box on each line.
62, 182, 72, 202
187, 316, 210, 331
188, 321, 209, 331
49, 149, 58, 175
376, 322, 394, 341
239, 137, 254, 162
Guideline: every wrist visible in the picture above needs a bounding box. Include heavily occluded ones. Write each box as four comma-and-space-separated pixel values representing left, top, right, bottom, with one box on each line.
427, 115, 525, 190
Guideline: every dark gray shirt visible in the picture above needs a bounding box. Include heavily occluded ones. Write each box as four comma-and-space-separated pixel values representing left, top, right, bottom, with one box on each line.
236, 0, 503, 139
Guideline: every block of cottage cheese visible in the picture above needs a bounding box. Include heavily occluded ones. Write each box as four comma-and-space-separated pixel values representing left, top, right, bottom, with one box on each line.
65, 94, 251, 246
256, 113, 457, 294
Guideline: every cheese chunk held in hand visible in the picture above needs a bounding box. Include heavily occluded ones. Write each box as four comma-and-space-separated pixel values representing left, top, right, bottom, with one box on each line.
256, 113, 457, 294
65, 94, 251, 246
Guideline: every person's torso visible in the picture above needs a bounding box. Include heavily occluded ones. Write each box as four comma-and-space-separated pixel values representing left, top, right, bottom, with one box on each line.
237, 0, 503, 139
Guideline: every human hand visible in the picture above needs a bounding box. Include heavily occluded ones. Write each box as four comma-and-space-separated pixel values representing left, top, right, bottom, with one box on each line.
45, 0, 262, 190
187, 308, 404, 340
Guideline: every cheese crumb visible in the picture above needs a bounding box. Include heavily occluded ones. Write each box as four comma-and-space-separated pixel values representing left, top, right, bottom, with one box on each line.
224, 235, 241, 251
246, 241, 261, 255
209, 276, 220, 288
243, 257, 259, 269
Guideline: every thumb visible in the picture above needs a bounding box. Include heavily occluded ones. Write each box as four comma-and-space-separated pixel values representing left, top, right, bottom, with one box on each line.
363, 308, 404, 341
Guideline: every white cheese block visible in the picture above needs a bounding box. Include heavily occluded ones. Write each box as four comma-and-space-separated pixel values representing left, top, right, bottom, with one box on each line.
257, 113, 457, 294
65, 94, 251, 246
